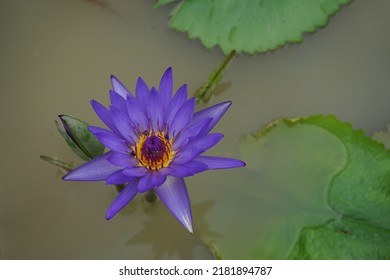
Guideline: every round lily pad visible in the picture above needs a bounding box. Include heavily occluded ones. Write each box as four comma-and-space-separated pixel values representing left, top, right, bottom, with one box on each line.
156, 0, 352, 54
202, 115, 390, 259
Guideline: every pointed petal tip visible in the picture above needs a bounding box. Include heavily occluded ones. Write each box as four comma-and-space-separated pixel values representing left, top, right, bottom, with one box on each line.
90, 99, 104, 110
136, 76, 146, 84
183, 220, 194, 233
215, 100, 232, 112
90, 99, 105, 112
163, 67, 172, 75
155, 177, 194, 234
160, 67, 172, 78
62, 170, 75, 181
233, 160, 246, 168
176, 212, 193, 233
194, 156, 246, 170
61, 152, 122, 181
105, 212, 114, 220
110, 74, 121, 84
168, 203, 194, 233
110, 75, 120, 88
111, 75, 133, 99
190, 101, 233, 135
230, 159, 246, 168
61, 170, 90, 181
178, 84, 188, 98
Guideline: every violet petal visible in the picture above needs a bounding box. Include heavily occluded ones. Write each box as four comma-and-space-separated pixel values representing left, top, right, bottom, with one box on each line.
126, 97, 149, 132
172, 117, 212, 150
135, 77, 149, 108
62, 152, 121, 181
147, 87, 164, 132
122, 167, 148, 177
194, 155, 246, 169
137, 171, 167, 192
109, 90, 127, 112
189, 101, 231, 135
165, 84, 187, 127
105, 170, 130, 185
174, 133, 224, 164
89, 126, 131, 153
159, 67, 173, 112
90, 100, 116, 133
107, 152, 137, 168
110, 75, 132, 99
164, 161, 208, 177
168, 97, 195, 137
110, 107, 137, 145
106, 179, 139, 220
155, 176, 193, 233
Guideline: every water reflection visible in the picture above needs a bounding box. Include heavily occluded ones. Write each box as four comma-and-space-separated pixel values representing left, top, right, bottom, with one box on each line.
126, 200, 219, 259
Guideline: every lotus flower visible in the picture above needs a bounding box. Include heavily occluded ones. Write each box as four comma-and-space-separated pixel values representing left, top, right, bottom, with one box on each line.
63, 68, 245, 233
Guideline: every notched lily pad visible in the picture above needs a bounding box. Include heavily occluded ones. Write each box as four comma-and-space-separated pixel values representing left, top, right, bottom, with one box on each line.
156, 0, 352, 54
287, 116, 390, 259
220, 115, 390, 259
207, 115, 345, 259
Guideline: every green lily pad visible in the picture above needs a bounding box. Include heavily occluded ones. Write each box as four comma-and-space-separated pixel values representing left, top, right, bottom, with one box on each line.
211, 115, 390, 259
288, 116, 390, 259
56, 114, 105, 160
155, 0, 351, 54
299, 116, 390, 229
288, 218, 390, 259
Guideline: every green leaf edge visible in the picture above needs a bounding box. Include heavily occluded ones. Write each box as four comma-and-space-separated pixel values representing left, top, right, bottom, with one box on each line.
250, 115, 390, 259
158, 0, 353, 54
56, 114, 105, 160
55, 118, 91, 161
288, 217, 390, 259
194, 50, 236, 104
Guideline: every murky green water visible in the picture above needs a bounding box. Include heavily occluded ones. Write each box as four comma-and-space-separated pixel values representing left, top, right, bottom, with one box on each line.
1, 0, 390, 259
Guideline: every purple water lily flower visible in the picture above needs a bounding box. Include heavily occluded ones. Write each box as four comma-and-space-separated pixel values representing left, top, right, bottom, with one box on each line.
63, 68, 245, 233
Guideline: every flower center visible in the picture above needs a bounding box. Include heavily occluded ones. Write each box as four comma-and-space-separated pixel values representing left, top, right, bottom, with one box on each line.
135, 132, 175, 170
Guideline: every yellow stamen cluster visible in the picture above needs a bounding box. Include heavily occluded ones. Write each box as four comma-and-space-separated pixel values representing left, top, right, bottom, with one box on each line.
132, 131, 175, 170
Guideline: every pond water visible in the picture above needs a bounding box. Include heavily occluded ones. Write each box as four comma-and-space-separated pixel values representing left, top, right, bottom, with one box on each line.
1, 0, 390, 259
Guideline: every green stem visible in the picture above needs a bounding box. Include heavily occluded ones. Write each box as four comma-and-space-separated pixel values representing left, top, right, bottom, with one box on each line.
194, 50, 236, 104
40, 155, 74, 172
207, 240, 224, 260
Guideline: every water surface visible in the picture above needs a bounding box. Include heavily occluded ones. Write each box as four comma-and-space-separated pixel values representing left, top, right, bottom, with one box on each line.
1, 0, 390, 259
